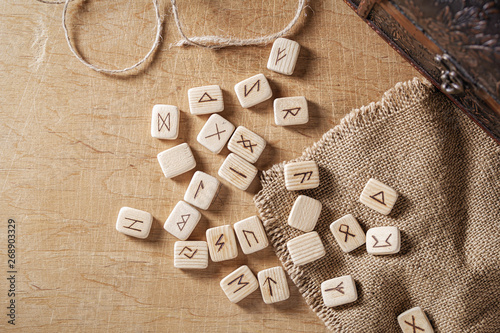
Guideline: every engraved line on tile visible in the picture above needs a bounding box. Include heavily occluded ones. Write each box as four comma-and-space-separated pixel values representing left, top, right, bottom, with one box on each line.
242, 229, 259, 247
215, 234, 225, 252
263, 276, 277, 296
293, 171, 313, 183
194, 181, 204, 199
282, 107, 301, 119
158, 113, 171, 132
339, 224, 356, 242
404, 316, 425, 333
177, 214, 191, 231
205, 124, 226, 140
372, 234, 392, 248
123, 217, 144, 232
179, 246, 198, 259
275, 47, 287, 65
325, 281, 345, 295
228, 274, 249, 293
369, 191, 386, 205
244, 80, 260, 97
229, 167, 247, 178
237, 135, 257, 153
198, 92, 217, 103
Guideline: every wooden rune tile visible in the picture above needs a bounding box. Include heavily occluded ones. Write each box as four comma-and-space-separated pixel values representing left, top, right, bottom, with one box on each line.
220, 265, 259, 303
234, 73, 272, 108
151, 104, 179, 139
116, 207, 153, 239
233, 216, 269, 254
330, 214, 366, 253
174, 241, 208, 269
284, 160, 320, 191
359, 178, 398, 215
257, 266, 290, 304
164, 201, 201, 240
267, 38, 301, 75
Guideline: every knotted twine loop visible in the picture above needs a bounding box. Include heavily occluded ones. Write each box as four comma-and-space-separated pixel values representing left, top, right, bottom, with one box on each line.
38, 0, 306, 73
61, 0, 163, 74
170, 0, 306, 49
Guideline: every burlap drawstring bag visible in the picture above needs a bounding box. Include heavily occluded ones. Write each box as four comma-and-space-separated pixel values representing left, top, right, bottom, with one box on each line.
254, 78, 500, 332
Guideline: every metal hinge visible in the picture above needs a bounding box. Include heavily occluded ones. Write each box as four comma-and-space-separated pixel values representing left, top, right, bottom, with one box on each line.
435, 54, 464, 95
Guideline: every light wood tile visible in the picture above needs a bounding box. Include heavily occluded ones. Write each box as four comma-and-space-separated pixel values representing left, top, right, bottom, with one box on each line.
206, 225, 238, 262
398, 307, 434, 333
366, 226, 401, 255
234, 216, 269, 254
288, 195, 322, 232
174, 241, 208, 269
273, 96, 308, 126
164, 201, 201, 240
287, 231, 325, 266
157, 143, 196, 179
218, 153, 258, 191
267, 38, 301, 75
184, 171, 220, 210
330, 214, 366, 253
284, 160, 320, 191
220, 265, 259, 303
258, 266, 290, 304
234, 73, 272, 108
196, 114, 235, 154
188, 85, 224, 115
115, 207, 153, 239
321, 275, 357, 307
151, 104, 179, 139
359, 178, 398, 215
227, 126, 266, 163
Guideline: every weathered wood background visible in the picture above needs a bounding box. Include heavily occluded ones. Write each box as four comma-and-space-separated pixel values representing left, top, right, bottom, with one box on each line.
0, 0, 421, 331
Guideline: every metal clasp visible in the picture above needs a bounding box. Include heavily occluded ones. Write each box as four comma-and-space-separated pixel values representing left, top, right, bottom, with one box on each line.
435, 54, 464, 95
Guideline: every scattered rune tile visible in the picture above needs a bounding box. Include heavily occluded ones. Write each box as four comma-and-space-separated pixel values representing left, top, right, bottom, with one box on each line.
366, 226, 401, 255
206, 225, 238, 262
234, 73, 272, 108
359, 178, 398, 215
397, 307, 435, 333
174, 241, 209, 269
321, 275, 357, 307
284, 160, 320, 191
197, 114, 235, 154
233, 216, 269, 254
116, 207, 153, 239
184, 171, 220, 210
157, 143, 196, 179
267, 38, 301, 75
227, 126, 266, 164
257, 266, 290, 304
218, 153, 258, 191
330, 214, 366, 253
188, 85, 224, 115
164, 201, 201, 240
151, 104, 179, 139
288, 195, 322, 232
220, 265, 259, 303
287, 231, 326, 266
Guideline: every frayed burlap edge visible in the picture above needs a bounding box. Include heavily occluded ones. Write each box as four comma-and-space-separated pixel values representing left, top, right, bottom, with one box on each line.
254, 77, 436, 332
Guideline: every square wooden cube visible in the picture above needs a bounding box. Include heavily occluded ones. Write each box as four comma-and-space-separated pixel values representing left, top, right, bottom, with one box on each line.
151, 104, 179, 139
257, 266, 290, 304
288, 195, 322, 232
234, 216, 269, 254
287, 231, 325, 266
321, 275, 357, 307
359, 178, 398, 215
284, 160, 320, 191
330, 214, 366, 253
188, 85, 224, 115
227, 126, 266, 163
267, 38, 301, 75
398, 307, 434, 333
366, 226, 401, 255
196, 114, 235, 154
220, 265, 259, 303
184, 171, 220, 210
218, 153, 258, 191
163, 201, 201, 240
174, 241, 208, 269
274, 96, 308, 126
157, 143, 196, 179
206, 225, 238, 262
116, 207, 153, 239
234, 73, 272, 108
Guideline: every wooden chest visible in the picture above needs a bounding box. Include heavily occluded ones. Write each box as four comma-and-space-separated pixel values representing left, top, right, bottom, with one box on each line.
343, 0, 500, 143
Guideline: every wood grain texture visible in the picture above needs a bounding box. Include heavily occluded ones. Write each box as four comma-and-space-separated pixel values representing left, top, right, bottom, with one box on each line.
0, 0, 421, 331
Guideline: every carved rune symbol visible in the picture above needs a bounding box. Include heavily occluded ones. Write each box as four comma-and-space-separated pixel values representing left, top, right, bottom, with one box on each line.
194, 181, 204, 199
244, 80, 260, 97
339, 224, 356, 242
177, 214, 191, 231
179, 246, 198, 259
263, 277, 277, 296
325, 281, 345, 295
370, 191, 386, 205
237, 135, 257, 153
229, 167, 247, 178
215, 234, 225, 252
282, 107, 301, 119
228, 274, 249, 293
372, 234, 392, 248
275, 47, 287, 65
294, 171, 313, 183
204, 123, 226, 140
242, 230, 259, 247
158, 113, 170, 132
404, 315, 425, 333
198, 92, 217, 103
123, 218, 143, 232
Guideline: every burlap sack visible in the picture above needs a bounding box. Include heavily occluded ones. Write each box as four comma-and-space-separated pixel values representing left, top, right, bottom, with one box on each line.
254, 78, 500, 332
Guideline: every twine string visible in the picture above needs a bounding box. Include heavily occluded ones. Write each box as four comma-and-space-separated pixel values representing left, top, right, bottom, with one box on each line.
37, 0, 306, 73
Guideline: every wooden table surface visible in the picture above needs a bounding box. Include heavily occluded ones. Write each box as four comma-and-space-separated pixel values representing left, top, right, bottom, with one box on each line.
0, 0, 421, 331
